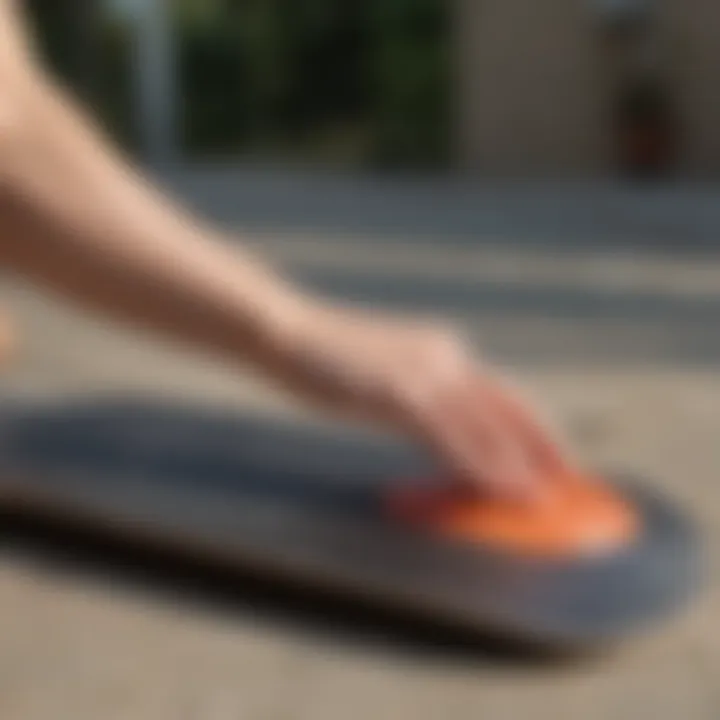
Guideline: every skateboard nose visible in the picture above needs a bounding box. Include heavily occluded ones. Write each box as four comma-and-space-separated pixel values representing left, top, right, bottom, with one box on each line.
384, 471, 640, 559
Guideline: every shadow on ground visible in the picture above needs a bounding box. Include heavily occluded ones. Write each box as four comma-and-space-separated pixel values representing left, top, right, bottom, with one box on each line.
0, 397, 603, 669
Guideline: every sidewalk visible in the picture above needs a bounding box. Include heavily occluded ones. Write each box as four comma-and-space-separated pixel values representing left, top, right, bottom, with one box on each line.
0, 178, 717, 720
164, 169, 720, 250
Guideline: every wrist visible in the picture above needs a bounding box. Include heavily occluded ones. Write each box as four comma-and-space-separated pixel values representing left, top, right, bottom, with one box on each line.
232, 270, 321, 363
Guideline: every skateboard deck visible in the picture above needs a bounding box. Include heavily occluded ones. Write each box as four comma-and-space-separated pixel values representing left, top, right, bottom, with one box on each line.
0, 397, 702, 650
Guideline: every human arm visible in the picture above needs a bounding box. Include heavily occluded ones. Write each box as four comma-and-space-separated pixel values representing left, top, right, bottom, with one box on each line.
0, 1, 566, 496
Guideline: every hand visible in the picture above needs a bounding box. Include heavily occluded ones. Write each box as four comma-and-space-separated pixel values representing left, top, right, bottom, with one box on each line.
263, 301, 568, 498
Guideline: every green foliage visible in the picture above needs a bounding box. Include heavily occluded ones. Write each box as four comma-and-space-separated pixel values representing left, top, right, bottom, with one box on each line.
25, 1, 135, 145
177, 0, 451, 168
27, 0, 451, 169
364, 0, 451, 167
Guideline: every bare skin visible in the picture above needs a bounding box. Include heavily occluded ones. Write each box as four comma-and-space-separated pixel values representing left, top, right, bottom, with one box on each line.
0, 1, 568, 497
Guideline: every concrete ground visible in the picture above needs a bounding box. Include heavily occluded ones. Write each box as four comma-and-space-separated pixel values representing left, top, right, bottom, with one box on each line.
0, 179, 718, 719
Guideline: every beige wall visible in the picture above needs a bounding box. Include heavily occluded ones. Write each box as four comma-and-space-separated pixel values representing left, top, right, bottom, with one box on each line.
455, 0, 720, 178
661, 0, 720, 178
455, 0, 613, 177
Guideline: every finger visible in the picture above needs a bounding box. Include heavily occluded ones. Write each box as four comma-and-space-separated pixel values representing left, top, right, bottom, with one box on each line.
442, 379, 545, 498
479, 374, 570, 474
407, 379, 536, 499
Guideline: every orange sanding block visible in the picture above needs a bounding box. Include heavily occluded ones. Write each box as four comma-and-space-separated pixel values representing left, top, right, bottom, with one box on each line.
384, 470, 639, 558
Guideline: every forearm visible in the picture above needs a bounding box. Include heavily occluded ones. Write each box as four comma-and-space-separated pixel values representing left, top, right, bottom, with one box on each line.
0, 64, 307, 366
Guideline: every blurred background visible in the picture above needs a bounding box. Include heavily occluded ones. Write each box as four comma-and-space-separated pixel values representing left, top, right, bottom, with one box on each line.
25, 0, 720, 179
0, 3, 718, 720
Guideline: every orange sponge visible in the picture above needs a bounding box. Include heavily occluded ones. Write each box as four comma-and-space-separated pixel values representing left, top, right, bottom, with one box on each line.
385, 471, 639, 558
